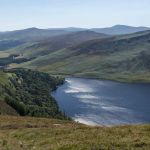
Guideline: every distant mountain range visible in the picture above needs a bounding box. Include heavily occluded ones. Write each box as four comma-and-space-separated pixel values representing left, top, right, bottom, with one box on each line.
0, 25, 149, 51
0, 25, 149, 40
4, 31, 109, 57
90, 25, 149, 35
0, 25, 150, 82
48, 25, 149, 35
0, 27, 69, 41
0, 27, 70, 50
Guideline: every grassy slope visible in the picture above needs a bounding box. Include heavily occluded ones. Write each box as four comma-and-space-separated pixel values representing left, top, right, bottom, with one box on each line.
15, 42, 150, 82
0, 116, 150, 150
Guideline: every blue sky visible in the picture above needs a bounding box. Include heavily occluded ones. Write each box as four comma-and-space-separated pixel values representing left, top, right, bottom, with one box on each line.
0, 0, 150, 31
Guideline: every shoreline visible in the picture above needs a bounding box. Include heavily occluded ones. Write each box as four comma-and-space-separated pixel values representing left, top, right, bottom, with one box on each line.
49, 73, 150, 84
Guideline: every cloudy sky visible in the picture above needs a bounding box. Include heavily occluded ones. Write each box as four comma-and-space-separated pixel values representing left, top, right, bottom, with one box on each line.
0, 0, 150, 31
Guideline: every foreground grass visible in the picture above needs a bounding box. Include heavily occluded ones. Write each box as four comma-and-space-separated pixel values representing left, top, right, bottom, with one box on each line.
0, 116, 150, 150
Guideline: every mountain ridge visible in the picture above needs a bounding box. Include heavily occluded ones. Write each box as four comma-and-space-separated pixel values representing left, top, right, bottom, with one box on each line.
91, 25, 149, 35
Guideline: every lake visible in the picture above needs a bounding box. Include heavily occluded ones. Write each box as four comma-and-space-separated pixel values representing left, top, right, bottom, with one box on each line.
52, 77, 150, 126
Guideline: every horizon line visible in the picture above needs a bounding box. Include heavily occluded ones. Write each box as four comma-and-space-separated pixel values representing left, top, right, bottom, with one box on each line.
0, 24, 150, 32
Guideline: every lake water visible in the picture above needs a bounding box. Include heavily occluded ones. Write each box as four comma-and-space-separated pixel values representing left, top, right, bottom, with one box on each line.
52, 77, 150, 126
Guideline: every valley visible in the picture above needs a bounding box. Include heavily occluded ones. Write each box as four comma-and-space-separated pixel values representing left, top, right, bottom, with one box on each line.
1, 0, 150, 149
0, 25, 150, 150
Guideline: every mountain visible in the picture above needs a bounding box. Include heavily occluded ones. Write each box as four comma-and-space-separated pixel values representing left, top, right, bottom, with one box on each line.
7, 30, 150, 82
0, 25, 149, 43
48, 25, 150, 35
48, 27, 86, 32
0, 28, 150, 82
6, 31, 109, 57
0, 28, 71, 50
91, 25, 149, 35
0, 28, 108, 51
0, 25, 149, 51
0, 27, 70, 41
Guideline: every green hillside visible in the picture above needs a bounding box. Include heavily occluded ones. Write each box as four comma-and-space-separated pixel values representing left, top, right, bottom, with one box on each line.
0, 29, 108, 51
0, 69, 68, 119
5, 31, 108, 58
0, 30, 150, 82
7, 30, 150, 82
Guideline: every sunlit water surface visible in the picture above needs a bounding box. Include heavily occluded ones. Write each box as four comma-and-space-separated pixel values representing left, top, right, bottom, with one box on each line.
52, 78, 150, 126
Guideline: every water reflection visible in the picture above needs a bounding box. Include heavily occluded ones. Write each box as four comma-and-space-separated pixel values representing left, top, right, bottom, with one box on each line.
52, 78, 150, 126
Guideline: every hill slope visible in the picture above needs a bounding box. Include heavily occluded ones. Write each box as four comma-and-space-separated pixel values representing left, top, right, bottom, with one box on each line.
11, 30, 150, 82
0, 69, 68, 119
0, 28, 70, 42
0, 101, 18, 115
0, 25, 149, 51
6, 31, 109, 58
0, 116, 150, 150
0, 28, 70, 51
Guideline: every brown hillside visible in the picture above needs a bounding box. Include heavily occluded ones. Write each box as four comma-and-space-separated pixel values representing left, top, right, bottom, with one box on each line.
0, 100, 18, 116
